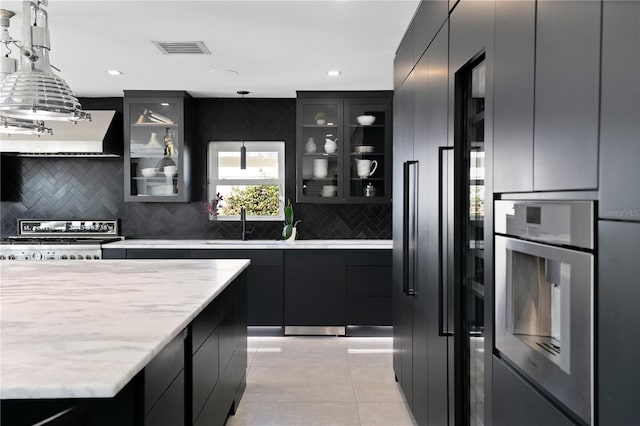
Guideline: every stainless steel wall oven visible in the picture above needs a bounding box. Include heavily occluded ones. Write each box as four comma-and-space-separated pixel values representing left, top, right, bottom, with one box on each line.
495, 200, 594, 424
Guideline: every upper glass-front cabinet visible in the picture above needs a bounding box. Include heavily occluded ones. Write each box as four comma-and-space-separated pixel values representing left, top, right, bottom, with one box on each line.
296, 92, 392, 204
124, 91, 192, 202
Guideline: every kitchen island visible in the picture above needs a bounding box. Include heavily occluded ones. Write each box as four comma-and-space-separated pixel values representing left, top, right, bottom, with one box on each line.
1, 259, 249, 426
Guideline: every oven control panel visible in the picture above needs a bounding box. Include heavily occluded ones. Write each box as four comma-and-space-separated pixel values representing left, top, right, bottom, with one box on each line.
0, 248, 102, 261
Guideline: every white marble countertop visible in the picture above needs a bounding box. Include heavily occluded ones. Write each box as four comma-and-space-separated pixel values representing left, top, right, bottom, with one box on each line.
0, 259, 250, 400
103, 239, 392, 250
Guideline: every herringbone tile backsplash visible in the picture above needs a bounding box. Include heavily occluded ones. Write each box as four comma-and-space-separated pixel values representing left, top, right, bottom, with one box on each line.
0, 97, 391, 240
1, 157, 390, 239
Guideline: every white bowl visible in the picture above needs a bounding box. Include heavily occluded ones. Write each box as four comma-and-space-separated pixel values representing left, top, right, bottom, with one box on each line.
164, 166, 178, 177
141, 168, 157, 177
355, 145, 375, 153
357, 115, 376, 125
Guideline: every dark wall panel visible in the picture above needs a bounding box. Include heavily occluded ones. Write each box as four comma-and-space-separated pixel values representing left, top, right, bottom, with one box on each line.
0, 97, 391, 240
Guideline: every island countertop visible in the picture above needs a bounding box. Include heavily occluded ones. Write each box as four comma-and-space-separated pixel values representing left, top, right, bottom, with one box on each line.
0, 259, 250, 400
103, 239, 393, 250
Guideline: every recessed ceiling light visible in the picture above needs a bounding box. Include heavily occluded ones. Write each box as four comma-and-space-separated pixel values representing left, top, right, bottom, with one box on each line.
327, 70, 341, 77
107, 70, 123, 76
160, 103, 170, 106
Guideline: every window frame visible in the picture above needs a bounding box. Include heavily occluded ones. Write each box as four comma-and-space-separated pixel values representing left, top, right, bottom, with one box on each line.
207, 140, 286, 221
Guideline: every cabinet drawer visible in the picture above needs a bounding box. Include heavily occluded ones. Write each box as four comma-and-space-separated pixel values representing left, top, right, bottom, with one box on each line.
192, 328, 219, 422
128, 249, 189, 259
192, 299, 219, 354
347, 266, 391, 296
493, 357, 573, 425
102, 248, 126, 259
189, 249, 283, 266
346, 250, 391, 266
145, 370, 184, 426
144, 330, 185, 415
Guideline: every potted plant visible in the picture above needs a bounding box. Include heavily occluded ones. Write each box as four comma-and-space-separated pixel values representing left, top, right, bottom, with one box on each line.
314, 112, 326, 125
282, 200, 302, 241
205, 192, 224, 220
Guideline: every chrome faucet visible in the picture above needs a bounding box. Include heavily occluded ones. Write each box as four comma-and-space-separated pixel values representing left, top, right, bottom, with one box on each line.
240, 206, 254, 240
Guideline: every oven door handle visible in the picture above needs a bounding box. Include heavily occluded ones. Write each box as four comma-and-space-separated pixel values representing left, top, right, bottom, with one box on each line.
438, 146, 454, 336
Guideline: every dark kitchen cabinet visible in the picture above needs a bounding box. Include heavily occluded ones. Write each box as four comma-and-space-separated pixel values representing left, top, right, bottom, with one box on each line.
346, 251, 392, 326
124, 90, 193, 202
284, 250, 346, 328
144, 330, 186, 419
190, 249, 283, 327
412, 0, 449, 63
492, 357, 573, 426
493, 0, 535, 193
392, 70, 415, 409
598, 221, 640, 424
296, 92, 392, 204
394, 25, 414, 90
191, 302, 220, 423
126, 249, 190, 259
417, 22, 453, 426
599, 1, 640, 221
533, 1, 600, 191
192, 271, 247, 426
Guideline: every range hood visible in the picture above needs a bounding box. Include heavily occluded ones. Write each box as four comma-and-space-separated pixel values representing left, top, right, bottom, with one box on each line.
0, 111, 121, 157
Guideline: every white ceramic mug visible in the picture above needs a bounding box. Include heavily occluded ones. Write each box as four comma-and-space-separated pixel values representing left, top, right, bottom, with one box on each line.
313, 158, 329, 178
356, 159, 378, 177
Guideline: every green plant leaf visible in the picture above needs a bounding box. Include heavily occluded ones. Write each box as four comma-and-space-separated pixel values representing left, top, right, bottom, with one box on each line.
284, 200, 293, 224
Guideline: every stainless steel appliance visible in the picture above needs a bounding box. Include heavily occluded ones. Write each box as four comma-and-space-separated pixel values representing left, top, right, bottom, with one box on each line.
0, 219, 122, 261
495, 200, 594, 424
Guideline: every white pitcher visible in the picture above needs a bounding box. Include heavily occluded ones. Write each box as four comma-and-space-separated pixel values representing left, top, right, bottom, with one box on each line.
324, 138, 337, 154
355, 159, 378, 177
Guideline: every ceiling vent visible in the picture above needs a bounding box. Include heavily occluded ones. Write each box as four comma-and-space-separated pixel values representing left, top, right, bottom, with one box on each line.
152, 41, 211, 55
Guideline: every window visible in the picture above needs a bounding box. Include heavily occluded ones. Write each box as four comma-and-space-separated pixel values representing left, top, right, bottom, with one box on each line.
208, 141, 285, 221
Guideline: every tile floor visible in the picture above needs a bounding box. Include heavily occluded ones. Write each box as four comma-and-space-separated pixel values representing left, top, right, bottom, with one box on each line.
226, 336, 417, 426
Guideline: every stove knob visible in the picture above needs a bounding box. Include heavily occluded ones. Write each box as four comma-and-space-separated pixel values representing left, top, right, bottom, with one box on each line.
77, 255, 84, 260
0, 255, 5, 260
69, 255, 76, 260
93, 255, 100, 260
8, 255, 16, 260
31, 251, 43, 261
60, 255, 68, 260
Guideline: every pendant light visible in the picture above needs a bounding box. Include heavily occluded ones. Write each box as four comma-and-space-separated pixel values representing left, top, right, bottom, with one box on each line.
237, 90, 249, 169
0, 8, 51, 135
0, 1, 90, 123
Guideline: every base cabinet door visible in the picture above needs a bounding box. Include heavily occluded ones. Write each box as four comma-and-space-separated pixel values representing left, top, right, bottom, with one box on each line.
284, 250, 346, 327
190, 249, 283, 327
492, 357, 573, 426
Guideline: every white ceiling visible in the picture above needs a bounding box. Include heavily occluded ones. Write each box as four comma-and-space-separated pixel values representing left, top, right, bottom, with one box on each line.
2, 0, 420, 98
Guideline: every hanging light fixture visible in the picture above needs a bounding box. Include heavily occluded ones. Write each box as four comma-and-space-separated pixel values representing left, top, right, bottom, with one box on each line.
237, 90, 249, 169
0, 8, 51, 135
0, 0, 90, 123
